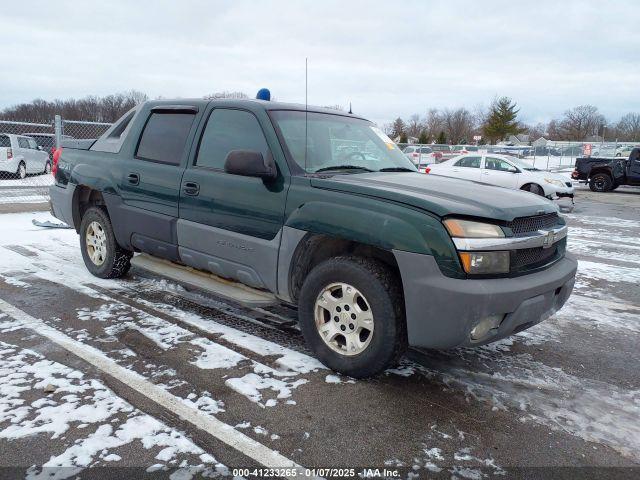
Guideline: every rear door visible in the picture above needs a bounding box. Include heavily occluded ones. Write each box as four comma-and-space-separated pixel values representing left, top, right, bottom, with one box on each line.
16, 137, 33, 172
481, 156, 519, 189
450, 155, 481, 181
116, 108, 198, 261
178, 107, 289, 291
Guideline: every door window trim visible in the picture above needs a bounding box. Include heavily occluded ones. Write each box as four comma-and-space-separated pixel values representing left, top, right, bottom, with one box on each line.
191, 107, 271, 173
133, 111, 197, 166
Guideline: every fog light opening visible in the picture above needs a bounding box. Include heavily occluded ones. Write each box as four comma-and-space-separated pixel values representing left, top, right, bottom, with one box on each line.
470, 314, 505, 341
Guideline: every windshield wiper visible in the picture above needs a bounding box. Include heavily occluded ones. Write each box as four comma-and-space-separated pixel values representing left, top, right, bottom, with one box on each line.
378, 167, 416, 172
314, 165, 374, 173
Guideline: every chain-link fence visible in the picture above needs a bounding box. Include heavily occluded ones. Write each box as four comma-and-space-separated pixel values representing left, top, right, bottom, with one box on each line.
0, 117, 112, 209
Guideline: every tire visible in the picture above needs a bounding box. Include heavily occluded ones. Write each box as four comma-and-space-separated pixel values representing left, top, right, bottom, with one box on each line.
44, 162, 51, 174
522, 183, 544, 196
16, 162, 26, 179
298, 255, 407, 378
79, 206, 132, 279
611, 183, 620, 191
589, 173, 613, 192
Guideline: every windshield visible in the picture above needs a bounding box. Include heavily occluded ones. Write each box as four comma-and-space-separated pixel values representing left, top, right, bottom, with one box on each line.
271, 111, 417, 174
508, 157, 538, 170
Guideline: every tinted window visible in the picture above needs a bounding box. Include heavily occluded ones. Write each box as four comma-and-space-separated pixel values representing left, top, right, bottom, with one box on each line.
0, 135, 10, 148
18, 138, 30, 148
485, 157, 515, 172
454, 156, 481, 168
28, 135, 54, 149
196, 109, 269, 170
419, 147, 433, 154
136, 113, 195, 165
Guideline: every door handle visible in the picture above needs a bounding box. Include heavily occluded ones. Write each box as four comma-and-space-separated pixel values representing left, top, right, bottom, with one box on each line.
127, 173, 140, 185
182, 181, 200, 196
482, 171, 489, 175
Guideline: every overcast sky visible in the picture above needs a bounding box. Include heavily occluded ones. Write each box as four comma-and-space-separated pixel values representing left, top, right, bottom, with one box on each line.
1, 0, 638, 126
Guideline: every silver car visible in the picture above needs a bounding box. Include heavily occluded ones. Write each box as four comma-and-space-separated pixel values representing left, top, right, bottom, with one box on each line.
0, 133, 51, 179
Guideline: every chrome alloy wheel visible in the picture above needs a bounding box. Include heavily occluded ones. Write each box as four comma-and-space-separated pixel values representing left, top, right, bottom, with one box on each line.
85, 221, 107, 266
314, 282, 374, 356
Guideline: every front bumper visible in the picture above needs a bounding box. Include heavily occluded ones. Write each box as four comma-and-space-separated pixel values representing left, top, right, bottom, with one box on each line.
393, 251, 577, 349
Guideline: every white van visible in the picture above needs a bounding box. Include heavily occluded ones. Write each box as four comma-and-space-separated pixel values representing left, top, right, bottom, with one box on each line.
0, 133, 51, 179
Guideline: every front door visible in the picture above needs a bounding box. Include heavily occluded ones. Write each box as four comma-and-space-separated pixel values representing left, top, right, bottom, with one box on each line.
628, 150, 640, 184
116, 110, 198, 260
178, 107, 289, 291
481, 156, 519, 189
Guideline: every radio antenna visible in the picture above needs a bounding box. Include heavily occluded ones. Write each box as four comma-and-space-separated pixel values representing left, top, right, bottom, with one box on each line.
305, 57, 308, 174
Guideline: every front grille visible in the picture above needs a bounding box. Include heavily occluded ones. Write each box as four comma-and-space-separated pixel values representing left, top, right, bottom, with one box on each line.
506, 213, 559, 235
511, 237, 566, 272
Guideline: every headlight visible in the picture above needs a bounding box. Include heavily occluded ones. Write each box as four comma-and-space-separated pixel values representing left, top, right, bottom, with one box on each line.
458, 251, 510, 274
544, 178, 565, 187
444, 219, 505, 238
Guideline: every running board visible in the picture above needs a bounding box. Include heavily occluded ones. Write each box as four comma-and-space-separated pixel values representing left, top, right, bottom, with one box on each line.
131, 254, 277, 307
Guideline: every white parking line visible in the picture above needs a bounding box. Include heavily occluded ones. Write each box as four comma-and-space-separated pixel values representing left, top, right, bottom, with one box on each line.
0, 298, 304, 477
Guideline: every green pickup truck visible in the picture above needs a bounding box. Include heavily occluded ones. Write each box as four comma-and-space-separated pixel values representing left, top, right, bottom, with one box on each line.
50, 97, 577, 378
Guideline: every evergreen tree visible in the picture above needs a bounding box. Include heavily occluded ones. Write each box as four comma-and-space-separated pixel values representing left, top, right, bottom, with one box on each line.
482, 97, 522, 143
436, 131, 447, 144
418, 131, 429, 144
390, 117, 406, 140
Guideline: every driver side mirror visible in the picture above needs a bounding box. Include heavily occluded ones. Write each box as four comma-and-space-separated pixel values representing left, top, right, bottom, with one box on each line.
224, 150, 277, 180
508, 166, 519, 173
37, 145, 43, 151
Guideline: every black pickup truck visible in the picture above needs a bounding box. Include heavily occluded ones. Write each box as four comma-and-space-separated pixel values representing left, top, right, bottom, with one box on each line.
572, 148, 640, 192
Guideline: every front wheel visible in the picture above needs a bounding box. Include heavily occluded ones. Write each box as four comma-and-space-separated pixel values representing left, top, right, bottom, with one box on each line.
522, 183, 544, 196
79, 206, 132, 278
298, 256, 407, 378
589, 173, 613, 192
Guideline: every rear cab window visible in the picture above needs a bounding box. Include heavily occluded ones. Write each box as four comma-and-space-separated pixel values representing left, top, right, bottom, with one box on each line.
17, 137, 30, 149
136, 112, 195, 165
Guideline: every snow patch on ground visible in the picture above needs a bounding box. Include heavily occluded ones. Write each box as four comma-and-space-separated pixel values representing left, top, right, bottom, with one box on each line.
0, 340, 224, 477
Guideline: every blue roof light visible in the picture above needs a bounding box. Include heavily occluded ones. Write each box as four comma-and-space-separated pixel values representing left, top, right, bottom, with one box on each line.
256, 88, 271, 101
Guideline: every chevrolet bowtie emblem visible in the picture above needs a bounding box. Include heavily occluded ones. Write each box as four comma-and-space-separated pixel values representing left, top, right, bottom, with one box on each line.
542, 230, 554, 249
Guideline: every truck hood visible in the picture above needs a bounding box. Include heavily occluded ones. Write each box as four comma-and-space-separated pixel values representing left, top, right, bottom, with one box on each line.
310, 172, 557, 221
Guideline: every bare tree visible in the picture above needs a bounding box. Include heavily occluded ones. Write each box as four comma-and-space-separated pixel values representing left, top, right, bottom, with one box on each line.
406, 113, 423, 138
423, 109, 442, 143
442, 108, 474, 144
558, 105, 606, 140
0, 90, 148, 123
616, 113, 640, 141
523, 122, 548, 141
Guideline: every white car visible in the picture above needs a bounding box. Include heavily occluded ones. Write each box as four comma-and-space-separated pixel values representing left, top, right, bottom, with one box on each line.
402, 145, 442, 166
0, 133, 51, 179
425, 153, 574, 200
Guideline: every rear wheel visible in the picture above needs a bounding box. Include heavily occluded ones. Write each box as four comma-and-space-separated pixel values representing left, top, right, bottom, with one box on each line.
589, 173, 613, 192
16, 162, 26, 179
80, 206, 132, 278
298, 256, 407, 378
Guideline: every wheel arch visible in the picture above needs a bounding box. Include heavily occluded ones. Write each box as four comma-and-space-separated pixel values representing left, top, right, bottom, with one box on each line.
72, 186, 107, 233
285, 231, 403, 305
